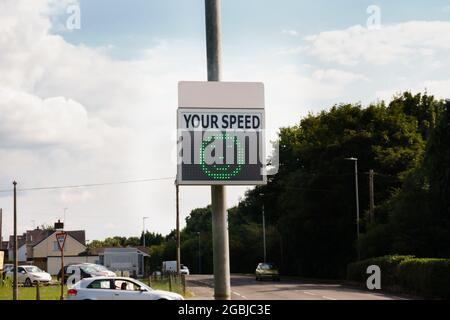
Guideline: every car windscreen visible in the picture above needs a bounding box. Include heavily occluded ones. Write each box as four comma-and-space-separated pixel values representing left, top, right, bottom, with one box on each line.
91, 265, 109, 271
24, 266, 43, 273
261, 263, 276, 270
80, 266, 99, 274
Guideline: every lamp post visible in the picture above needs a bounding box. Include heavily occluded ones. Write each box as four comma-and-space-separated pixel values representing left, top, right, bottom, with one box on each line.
345, 157, 360, 260
142, 217, 149, 247
259, 193, 267, 263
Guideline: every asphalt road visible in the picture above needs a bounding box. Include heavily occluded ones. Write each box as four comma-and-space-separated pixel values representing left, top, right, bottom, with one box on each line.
187, 274, 410, 300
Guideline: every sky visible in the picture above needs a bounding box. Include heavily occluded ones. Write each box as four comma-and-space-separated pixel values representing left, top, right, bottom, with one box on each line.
0, 0, 450, 241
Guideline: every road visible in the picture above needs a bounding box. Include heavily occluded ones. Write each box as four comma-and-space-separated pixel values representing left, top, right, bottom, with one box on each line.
187, 274, 410, 300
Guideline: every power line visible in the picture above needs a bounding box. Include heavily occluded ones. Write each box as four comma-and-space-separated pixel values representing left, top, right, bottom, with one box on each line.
0, 176, 175, 194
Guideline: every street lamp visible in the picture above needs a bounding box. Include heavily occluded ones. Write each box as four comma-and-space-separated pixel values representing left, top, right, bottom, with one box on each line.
197, 232, 201, 274
345, 157, 360, 260
259, 193, 267, 263
142, 217, 149, 247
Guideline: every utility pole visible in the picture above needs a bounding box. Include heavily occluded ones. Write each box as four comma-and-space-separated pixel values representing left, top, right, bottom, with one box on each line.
13, 181, 18, 300
175, 181, 181, 274
262, 203, 267, 262
205, 0, 230, 300
197, 232, 201, 274
142, 217, 149, 247
369, 170, 375, 223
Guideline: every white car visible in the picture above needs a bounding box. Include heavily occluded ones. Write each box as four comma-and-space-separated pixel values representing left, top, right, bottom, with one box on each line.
5, 265, 52, 286
180, 265, 190, 275
67, 277, 184, 300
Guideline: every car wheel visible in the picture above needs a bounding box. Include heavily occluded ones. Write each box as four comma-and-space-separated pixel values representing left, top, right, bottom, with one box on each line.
25, 278, 32, 287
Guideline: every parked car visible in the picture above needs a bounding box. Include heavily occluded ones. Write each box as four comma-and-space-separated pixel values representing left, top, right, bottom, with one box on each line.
255, 262, 280, 281
58, 263, 115, 284
5, 265, 52, 286
67, 276, 184, 300
180, 265, 190, 275
2, 264, 13, 277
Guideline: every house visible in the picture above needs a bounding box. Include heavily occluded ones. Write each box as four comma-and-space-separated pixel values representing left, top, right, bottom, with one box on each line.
32, 230, 87, 271
7, 235, 27, 263
1, 241, 8, 262
90, 247, 150, 277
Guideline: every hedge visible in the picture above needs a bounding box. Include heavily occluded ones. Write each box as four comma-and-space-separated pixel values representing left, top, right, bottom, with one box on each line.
347, 255, 450, 298
347, 255, 414, 287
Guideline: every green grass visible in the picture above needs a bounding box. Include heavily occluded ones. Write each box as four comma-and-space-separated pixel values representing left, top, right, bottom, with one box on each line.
0, 277, 192, 300
140, 277, 192, 298
0, 284, 65, 300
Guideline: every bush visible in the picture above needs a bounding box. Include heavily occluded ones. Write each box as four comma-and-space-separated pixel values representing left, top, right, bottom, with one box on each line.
347, 255, 450, 298
347, 255, 414, 286
398, 259, 450, 298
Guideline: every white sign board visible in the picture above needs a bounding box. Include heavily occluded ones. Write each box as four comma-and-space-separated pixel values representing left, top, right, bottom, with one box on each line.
0, 251, 4, 270
177, 81, 266, 185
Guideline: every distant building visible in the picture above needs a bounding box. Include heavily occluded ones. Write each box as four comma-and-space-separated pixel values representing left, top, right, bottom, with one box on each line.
90, 247, 150, 277
7, 235, 26, 263
4, 228, 88, 272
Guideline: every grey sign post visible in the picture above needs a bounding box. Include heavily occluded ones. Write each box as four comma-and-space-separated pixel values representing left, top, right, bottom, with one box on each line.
177, 0, 266, 300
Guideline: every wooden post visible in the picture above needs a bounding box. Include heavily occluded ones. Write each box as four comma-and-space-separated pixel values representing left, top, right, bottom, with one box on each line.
182, 274, 186, 296
148, 276, 152, 287
169, 274, 173, 292
36, 281, 40, 300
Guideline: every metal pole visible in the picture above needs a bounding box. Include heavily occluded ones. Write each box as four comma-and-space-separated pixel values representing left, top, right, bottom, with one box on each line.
60, 248, 64, 300
262, 204, 267, 262
369, 169, 375, 222
176, 182, 181, 274
197, 232, 201, 274
354, 160, 360, 260
142, 217, 149, 247
13, 181, 18, 300
205, 0, 230, 300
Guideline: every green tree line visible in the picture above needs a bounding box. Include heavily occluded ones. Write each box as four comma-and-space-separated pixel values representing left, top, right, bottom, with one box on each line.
90, 92, 450, 279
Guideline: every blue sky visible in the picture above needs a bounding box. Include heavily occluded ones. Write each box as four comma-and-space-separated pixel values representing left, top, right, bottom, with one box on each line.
57, 0, 450, 53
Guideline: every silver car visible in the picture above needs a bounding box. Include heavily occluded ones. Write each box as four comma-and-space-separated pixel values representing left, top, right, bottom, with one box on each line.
67, 276, 184, 300
5, 265, 52, 286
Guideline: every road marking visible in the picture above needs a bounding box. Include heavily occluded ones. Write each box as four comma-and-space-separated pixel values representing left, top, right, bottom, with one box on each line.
322, 296, 337, 300
233, 292, 241, 296
303, 291, 316, 296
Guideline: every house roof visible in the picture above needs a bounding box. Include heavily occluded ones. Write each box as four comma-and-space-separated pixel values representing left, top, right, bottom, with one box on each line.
89, 246, 150, 256
8, 235, 26, 250
67, 231, 86, 245
1, 241, 8, 250
32, 230, 86, 248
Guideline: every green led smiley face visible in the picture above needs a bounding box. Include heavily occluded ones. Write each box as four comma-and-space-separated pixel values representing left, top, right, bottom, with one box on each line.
200, 134, 245, 180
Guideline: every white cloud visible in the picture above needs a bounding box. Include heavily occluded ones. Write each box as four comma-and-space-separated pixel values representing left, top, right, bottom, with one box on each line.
282, 29, 298, 36
376, 79, 450, 101
304, 21, 450, 65
0, 0, 247, 239
311, 69, 369, 84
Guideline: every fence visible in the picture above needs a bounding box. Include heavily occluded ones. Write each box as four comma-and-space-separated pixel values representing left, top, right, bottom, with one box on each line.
145, 273, 186, 296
